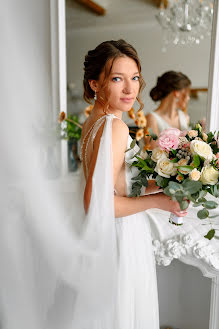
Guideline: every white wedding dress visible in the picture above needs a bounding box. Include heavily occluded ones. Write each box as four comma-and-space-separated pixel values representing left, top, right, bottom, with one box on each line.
80, 113, 159, 329
0, 113, 159, 329
151, 109, 189, 132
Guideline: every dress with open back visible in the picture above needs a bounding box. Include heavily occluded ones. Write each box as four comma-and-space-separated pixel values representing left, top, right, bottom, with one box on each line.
79, 113, 159, 329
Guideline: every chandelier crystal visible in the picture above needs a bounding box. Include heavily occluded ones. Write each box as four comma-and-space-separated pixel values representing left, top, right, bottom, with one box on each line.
156, 0, 214, 51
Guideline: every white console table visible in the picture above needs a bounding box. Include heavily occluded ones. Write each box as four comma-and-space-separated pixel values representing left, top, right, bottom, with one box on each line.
146, 203, 219, 329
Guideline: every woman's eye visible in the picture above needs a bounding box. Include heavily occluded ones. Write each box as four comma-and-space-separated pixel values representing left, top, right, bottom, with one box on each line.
112, 77, 121, 82
133, 76, 140, 81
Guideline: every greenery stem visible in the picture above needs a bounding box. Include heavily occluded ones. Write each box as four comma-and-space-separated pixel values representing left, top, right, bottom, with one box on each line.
66, 118, 82, 129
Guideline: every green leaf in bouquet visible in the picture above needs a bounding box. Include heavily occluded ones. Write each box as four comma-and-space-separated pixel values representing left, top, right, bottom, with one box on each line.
130, 139, 136, 149
170, 157, 179, 163
193, 154, 200, 168
125, 139, 136, 152
168, 181, 183, 191
182, 179, 202, 194
202, 200, 218, 209
199, 190, 207, 199
135, 156, 146, 165
174, 190, 184, 202
198, 198, 207, 204
193, 202, 202, 207
156, 175, 169, 188
213, 184, 219, 198
180, 200, 189, 210
163, 186, 176, 197
204, 229, 215, 240
197, 208, 209, 219
210, 143, 219, 154
170, 149, 177, 156
207, 132, 214, 143
142, 165, 154, 173
148, 128, 158, 140
176, 165, 194, 173
141, 177, 148, 187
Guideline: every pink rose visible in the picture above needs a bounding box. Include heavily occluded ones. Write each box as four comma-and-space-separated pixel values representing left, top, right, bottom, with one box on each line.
216, 153, 219, 159
160, 128, 181, 137
158, 133, 179, 151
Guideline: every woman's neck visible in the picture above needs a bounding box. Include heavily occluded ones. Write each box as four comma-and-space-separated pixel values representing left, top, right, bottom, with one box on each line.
91, 101, 123, 119
156, 95, 178, 119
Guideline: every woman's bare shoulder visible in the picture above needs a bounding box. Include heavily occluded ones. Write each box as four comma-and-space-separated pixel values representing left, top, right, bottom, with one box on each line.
112, 117, 129, 136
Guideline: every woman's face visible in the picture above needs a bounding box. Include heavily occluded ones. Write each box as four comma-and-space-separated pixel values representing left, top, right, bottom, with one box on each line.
98, 56, 140, 114
177, 87, 190, 109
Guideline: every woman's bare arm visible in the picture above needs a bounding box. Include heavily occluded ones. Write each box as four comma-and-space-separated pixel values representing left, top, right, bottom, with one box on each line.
111, 119, 187, 218
114, 193, 186, 218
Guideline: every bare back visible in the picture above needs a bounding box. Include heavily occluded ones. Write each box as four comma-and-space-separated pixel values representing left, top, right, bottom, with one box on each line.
80, 114, 129, 198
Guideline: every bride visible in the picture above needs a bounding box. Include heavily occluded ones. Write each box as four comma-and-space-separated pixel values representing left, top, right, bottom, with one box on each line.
80, 39, 188, 329
0, 39, 188, 329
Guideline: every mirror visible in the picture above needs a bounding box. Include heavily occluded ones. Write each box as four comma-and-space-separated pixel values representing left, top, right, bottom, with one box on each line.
64, 2, 216, 329
65, 0, 212, 129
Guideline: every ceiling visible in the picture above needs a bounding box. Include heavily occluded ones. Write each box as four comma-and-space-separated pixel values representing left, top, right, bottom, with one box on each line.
66, 0, 159, 29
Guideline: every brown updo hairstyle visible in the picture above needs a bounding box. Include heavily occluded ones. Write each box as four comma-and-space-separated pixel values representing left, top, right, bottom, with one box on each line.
83, 39, 146, 111
150, 71, 191, 102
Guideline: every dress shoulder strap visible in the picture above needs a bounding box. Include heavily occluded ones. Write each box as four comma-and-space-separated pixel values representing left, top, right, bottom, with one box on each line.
178, 109, 189, 130
80, 114, 117, 179
150, 111, 171, 132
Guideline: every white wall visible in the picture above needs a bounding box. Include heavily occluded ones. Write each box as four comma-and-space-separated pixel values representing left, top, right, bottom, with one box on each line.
66, 22, 211, 121
1, 0, 62, 180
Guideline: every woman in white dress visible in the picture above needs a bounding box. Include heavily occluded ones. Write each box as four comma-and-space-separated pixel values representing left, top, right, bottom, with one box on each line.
145, 71, 191, 149
80, 40, 188, 329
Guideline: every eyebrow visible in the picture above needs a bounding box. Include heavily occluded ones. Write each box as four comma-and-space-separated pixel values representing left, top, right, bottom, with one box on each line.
111, 72, 139, 75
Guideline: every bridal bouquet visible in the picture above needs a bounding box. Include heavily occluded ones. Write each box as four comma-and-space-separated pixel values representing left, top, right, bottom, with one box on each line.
129, 125, 219, 240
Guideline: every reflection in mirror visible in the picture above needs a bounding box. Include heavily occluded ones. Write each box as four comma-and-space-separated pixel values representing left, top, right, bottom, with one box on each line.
188, 88, 208, 129
66, 0, 213, 130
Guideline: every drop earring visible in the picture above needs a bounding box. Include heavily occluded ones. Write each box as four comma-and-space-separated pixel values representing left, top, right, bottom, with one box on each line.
94, 91, 97, 100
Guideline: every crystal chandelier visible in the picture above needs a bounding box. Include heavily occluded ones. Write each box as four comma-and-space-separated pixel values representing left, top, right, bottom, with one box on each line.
156, 0, 214, 51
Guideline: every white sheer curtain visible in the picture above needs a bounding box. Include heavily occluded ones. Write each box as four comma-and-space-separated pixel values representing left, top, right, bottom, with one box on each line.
0, 2, 117, 328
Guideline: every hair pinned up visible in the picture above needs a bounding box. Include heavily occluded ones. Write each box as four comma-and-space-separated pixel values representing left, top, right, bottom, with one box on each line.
150, 71, 191, 101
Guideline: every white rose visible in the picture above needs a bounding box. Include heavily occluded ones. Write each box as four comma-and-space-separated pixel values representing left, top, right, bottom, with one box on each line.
190, 140, 213, 160
155, 158, 177, 178
151, 147, 168, 162
189, 168, 201, 181
200, 166, 219, 185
